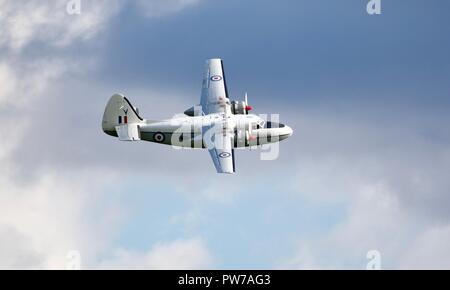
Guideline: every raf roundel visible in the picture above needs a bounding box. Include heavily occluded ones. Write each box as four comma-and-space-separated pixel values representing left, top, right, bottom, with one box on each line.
210, 75, 222, 82
153, 132, 165, 143
219, 152, 231, 158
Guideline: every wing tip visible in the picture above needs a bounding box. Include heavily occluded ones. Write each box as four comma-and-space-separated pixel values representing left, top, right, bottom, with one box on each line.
218, 171, 235, 175
207, 58, 223, 64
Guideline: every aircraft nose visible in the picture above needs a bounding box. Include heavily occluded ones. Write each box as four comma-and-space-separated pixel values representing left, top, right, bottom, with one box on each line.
285, 125, 293, 137
278, 124, 293, 141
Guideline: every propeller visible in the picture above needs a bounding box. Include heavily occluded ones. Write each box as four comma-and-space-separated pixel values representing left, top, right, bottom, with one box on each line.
244, 93, 257, 145
244, 92, 253, 114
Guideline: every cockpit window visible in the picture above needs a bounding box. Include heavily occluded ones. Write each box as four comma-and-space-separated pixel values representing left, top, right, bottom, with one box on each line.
264, 121, 285, 128
258, 120, 265, 129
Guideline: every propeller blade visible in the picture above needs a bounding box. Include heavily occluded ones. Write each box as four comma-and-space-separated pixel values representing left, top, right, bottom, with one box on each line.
244, 92, 252, 113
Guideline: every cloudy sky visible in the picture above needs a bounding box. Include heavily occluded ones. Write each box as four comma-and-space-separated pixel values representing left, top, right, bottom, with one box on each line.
1, 0, 450, 269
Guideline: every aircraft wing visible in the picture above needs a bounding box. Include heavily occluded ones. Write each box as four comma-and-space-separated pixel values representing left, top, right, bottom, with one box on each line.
201, 59, 235, 173
205, 129, 235, 174
200, 59, 231, 115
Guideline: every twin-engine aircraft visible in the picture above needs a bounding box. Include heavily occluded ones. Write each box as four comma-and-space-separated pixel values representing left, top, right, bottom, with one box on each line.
102, 59, 293, 174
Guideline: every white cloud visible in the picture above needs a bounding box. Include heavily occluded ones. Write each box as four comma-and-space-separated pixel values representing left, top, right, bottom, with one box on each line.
0, 63, 17, 103
0, 164, 213, 269
0, 225, 44, 270
278, 108, 450, 269
0, 0, 211, 270
0, 169, 121, 269
0, 58, 77, 109
399, 225, 450, 269
97, 238, 214, 270
0, 0, 122, 51
282, 182, 409, 269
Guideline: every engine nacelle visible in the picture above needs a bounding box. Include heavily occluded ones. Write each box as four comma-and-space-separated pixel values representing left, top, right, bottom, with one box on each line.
231, 101, 252, 115
231, 93, 252, 115
184, 105, 202, 117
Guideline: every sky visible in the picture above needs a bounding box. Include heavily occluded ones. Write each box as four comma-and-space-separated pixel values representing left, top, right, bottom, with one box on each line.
0, 0, 450, 269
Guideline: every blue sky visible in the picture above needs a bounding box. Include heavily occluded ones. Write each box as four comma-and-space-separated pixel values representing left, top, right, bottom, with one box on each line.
1, 0, 450, 269
98, 0, 450, 103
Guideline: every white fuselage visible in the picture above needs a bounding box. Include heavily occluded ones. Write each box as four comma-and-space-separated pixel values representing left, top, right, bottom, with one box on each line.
138, 113, 293, 148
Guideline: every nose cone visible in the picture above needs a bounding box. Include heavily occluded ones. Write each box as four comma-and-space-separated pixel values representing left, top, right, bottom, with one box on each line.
285, 125, 293, 137
279, 124, 293, 141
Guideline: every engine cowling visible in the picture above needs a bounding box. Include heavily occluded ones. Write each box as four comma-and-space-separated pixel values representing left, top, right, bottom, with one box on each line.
231, 93, 252, 115
231, 101, 247, 115
184, 105, 202, 117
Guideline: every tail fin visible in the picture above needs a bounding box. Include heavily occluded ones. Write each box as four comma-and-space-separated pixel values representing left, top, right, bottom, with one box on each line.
102, 94, 144, 136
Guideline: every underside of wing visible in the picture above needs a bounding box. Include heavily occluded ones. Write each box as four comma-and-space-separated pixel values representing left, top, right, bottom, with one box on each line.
204, 129, 235, 174
208, 148, 235, 174
200, 58, 232, 115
